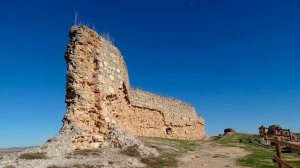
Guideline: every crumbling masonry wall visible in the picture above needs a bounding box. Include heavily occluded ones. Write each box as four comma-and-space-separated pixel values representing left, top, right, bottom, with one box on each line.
127, 89, 205, 139
60, 25, 205, 151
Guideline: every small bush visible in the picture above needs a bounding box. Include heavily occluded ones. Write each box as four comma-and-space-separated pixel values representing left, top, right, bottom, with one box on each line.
19, 153, 47, 160
121, 144, 140, 157
71, 149, 102, 156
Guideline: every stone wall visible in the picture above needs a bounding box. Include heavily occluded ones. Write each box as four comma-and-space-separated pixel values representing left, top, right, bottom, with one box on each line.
61, 25, 131, 149
45, 25, 159, 157
104, 88, 205, 140
55, 25, 205, 153
127, 89, 205, 139
129, 89, 205, 126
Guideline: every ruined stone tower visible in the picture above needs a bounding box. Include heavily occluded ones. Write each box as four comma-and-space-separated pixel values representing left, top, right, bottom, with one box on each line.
44, 25, 205, 156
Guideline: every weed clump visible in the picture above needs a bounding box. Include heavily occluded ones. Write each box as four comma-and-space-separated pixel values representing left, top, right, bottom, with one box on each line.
121, 144, 140, 157
19, 152, 47, 160
70, 149, 102, 156
47, 166, 67, 168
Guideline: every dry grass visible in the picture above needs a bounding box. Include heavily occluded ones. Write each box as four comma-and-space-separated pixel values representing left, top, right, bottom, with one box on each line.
148, 144, 163, 152
139, 137, 198, 168
19, 152, 47, 160
141, 153, 178, 168
100, 33, 114, 44
120, 144, 140, 157
70, 149, 102, 156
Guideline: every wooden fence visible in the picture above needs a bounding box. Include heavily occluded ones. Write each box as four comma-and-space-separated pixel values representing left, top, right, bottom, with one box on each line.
270, 137, 300, 168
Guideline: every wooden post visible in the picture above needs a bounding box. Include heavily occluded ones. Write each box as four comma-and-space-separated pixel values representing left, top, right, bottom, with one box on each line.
263, 127, 268, 143
275, 137, 283, 168
288, 129, 292, 141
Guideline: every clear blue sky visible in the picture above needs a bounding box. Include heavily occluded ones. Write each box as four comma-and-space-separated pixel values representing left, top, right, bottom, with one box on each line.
1, 0, 300, 148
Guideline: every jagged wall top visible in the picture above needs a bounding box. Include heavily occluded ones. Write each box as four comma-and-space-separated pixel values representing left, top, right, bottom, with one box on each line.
61, 25, 131, 141
63, 25, 204, 128
65, 25, 130, 98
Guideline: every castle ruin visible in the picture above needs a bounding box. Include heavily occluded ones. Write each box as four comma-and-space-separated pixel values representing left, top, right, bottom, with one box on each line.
44, 25, 205, 156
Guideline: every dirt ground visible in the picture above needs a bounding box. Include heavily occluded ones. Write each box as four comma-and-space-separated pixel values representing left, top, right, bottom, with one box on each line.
178, 140, 250, 168
0, 148, 26, 158
0, 138, 250, 168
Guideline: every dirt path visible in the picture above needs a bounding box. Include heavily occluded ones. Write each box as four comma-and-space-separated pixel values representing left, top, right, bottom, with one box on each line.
178, 140, 250, 168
